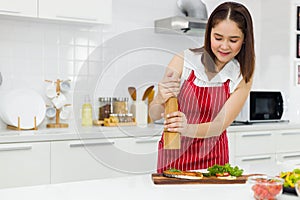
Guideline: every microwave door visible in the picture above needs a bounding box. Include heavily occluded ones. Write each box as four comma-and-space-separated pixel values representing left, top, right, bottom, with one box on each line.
250, 92, 283, 121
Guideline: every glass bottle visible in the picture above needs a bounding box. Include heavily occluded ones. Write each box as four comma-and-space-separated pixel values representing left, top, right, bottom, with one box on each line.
98, 97, 112, 120
81, 95, 93, 126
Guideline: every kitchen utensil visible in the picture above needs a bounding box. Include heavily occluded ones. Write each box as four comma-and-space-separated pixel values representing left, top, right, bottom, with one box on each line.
147, 89, 155, 123
46, 82, 57, 99
131, 101, 148, 127
142, 85, 154, 101
0, 88, 46, 129
46, 106, 56, 119
247, 175, 284, 199
128, 87, 136, 101
51, 93, 67, 109
151, 173, 249, 185
60, 80, 71, 93
59, 105, 71, 120
164, 97, 180, 149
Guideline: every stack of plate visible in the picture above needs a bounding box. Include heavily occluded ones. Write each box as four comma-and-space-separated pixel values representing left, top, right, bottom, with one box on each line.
0, 89, 46, 129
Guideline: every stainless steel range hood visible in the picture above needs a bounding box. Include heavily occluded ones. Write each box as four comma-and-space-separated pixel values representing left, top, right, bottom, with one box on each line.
154, 16, 207, 36
154, 0, 208, 36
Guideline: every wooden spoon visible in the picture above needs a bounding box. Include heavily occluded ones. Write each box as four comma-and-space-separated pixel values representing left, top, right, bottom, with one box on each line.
142, 85, 154, 101
128, 87, 136, 101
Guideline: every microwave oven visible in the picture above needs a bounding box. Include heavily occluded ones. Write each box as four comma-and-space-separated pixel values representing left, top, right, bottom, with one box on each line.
235, 91, 284, 123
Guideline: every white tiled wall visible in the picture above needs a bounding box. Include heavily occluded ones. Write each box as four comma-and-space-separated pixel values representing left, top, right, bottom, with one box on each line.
0, 19, 104, 129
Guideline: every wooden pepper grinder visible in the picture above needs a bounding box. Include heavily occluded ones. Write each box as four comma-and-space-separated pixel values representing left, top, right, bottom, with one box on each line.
163, 97, 181, 149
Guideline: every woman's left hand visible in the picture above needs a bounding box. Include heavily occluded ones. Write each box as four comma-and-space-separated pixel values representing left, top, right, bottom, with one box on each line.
164, 111, 188, 134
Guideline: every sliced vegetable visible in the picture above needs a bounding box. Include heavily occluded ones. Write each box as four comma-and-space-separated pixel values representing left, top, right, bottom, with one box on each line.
207, 163, 243, 177
279, 168, 300, 188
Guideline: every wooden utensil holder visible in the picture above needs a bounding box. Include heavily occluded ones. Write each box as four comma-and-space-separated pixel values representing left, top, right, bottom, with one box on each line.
163, 97, 181, 149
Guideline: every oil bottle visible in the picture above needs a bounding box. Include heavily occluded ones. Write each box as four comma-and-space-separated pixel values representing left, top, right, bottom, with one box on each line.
81, 95, 93, 126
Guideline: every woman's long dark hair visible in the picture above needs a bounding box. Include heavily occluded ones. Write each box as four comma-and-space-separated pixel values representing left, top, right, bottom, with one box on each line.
191, 2, 255, 83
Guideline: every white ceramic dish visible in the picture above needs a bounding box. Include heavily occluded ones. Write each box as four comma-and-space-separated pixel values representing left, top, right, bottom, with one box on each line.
0, 89, 46, 129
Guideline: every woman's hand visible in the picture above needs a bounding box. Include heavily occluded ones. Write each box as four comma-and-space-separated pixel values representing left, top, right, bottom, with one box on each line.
164, 111, 188, 134
157, 71, 181, 104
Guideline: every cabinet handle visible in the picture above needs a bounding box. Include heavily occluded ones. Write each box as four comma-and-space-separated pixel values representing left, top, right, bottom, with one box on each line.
135, 139, 158, 144
281, 132, 300, 136
0, 10, 21, 14
241, 156, 272, 162
56, 15, 97, 22
282, 154, 300, 159
69, 141, 115, 148
0, 145, 32, 152
241, 133, 272, 137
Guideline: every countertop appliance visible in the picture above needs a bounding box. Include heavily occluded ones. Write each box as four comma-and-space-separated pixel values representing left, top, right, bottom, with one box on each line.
235, 91, 285, 123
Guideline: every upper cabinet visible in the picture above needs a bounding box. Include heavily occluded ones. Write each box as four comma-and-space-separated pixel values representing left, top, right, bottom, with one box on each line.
0, 0, 112, 24
0, 0, 37, 18
39, 0, 112, 24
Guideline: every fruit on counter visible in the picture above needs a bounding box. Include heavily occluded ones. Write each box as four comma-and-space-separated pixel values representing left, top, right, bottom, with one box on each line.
279, 168, 300, 188
205, 163, 244, 177
249, 177, 283, 200
252, 179, 282, 200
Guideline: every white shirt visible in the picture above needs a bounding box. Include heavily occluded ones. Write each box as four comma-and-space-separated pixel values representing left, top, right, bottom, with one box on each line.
181, 49, 243, 93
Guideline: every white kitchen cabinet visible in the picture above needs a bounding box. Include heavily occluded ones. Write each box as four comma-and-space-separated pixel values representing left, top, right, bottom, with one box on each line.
39, 0, 112, 24
51, 138, 125, 184
234, 131, 276, 157
230, 128, 300, 174
0, 142, 50, 188
115, 136, 160, 174
275, 130, 300, 153
230, 130, 277, 174
0, 0, 37, 18
51, 136, 160, 184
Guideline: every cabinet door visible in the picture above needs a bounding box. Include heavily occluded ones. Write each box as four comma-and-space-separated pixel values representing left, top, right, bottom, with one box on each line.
51, 139, 125, 184
235, 131, 275, 156
276, 130, 300, 153
0, 0, 37, 17
39, 0, 111, 24
235, 154, 276, 175
227, 132, 236, 165
0, 142, 50, 188
115, 136, 160, 174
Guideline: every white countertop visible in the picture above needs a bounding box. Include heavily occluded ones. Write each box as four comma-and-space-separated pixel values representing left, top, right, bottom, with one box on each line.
0, 122, 300, 144
0, 174, 298, 200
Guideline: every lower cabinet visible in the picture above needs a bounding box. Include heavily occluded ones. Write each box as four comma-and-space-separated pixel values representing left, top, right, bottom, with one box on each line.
1, 127, 300, 188
50, 136, 160, 183
0, 142, 50, 188
230, 128, 300, 174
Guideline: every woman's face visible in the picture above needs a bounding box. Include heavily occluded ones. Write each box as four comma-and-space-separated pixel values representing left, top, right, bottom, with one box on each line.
210, 19, 244, 70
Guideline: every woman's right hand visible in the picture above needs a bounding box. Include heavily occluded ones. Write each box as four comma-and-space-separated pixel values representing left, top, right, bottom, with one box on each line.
157, 71, 181, 104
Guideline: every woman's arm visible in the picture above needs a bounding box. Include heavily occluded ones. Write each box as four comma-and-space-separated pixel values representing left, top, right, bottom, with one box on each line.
165, 78, 253, 138
149, 52, 184, 121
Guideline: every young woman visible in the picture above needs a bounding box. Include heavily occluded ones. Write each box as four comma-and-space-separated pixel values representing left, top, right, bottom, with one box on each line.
149, 2, 255, 173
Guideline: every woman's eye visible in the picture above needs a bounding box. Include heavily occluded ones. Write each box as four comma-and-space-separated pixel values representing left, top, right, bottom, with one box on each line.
230, 40, 238, 43
215, 37, 222, 41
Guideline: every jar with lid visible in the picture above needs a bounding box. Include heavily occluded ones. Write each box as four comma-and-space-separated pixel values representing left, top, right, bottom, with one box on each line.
113, 97, 128, 114
98, 97, 112, 120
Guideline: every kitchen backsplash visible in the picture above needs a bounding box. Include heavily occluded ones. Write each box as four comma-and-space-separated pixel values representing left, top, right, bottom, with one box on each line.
0, 18, 105, 129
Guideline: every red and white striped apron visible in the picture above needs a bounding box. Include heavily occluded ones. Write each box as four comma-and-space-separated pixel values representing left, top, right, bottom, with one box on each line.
157, 70, 230, 173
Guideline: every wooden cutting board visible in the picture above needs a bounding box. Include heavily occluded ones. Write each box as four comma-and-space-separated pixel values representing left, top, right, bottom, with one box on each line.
152, 173, 252, 185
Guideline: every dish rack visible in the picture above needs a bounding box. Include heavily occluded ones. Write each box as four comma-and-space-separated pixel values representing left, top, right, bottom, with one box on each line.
7, 116, 38, 130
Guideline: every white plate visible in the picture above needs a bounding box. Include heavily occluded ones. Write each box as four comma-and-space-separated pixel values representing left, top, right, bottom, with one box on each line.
0, 89, 46, 129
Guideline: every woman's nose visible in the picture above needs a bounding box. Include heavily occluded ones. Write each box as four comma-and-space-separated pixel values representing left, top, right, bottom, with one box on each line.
220, 41, 229, 49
